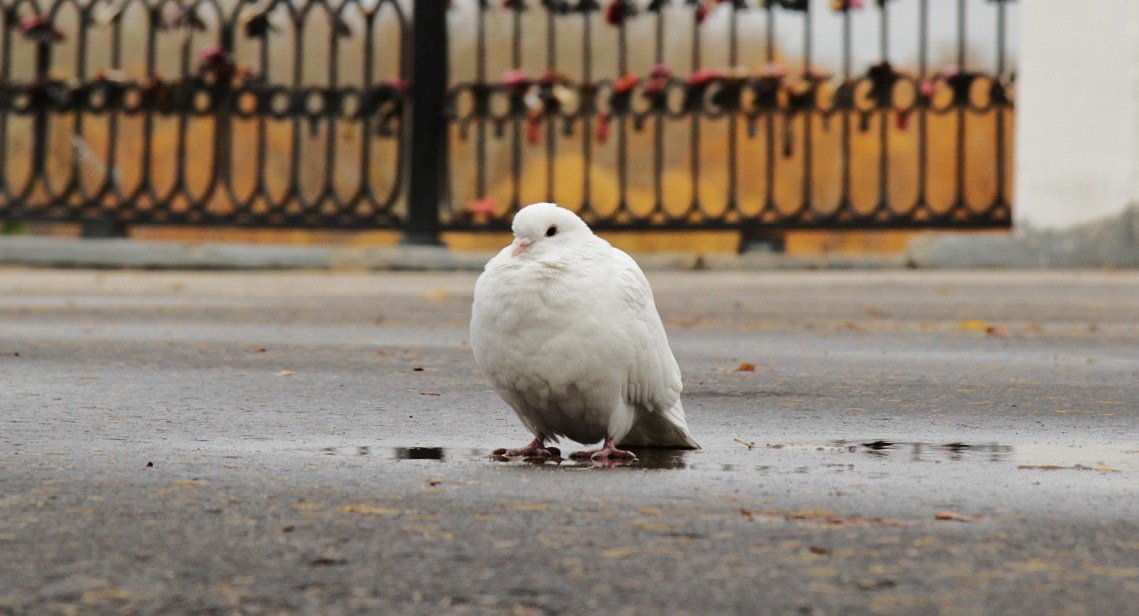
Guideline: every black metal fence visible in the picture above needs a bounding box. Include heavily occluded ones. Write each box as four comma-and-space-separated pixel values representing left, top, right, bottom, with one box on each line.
0, 0, 1015, 243
0, 0, 409, 233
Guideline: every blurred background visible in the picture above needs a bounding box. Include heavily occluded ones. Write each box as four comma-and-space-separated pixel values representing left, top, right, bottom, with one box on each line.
0, 0, 1026, 255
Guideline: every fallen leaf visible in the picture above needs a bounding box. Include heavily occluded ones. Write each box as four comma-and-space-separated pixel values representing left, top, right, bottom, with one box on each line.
401, 525, 456, 541
1018, 464, 1121, 473
630, 519, 672, 532
733, 437, 756, 449
509, 501, 550, 512
1008, 558, 1063, 572
169, 479, 206, 488
639, 507, 661, 516
337, 505, 401, 515
426, 478, 443, 487
419, 391, 442, 396
784, 509, 840, 521
934, 511, 983, 522
599, 546, 683, 559
277, 370, 295, 376
419, 289, 449, 303
736, 363, 757, 372
959, 319, 989, 331
856, 579, 897, 591
308, 557, 347, 567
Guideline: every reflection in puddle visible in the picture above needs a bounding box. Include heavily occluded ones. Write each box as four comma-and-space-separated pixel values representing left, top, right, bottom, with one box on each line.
313, 445, 697, 469
833, 440, 1015, 462
394, 446, 446, 460
832, 440, 1136, 467
312, 446, 460, 460
487, 447, 695, 470
320, 445, 375, 457
627, 448, 690, 469
296, 442, 1135, 472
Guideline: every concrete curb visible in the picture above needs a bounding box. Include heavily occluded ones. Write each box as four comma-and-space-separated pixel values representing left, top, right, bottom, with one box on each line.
0, 235, 909, 271
0, 236, 336, 270
3, 208, 1137, 270
906, 206, 1139, 268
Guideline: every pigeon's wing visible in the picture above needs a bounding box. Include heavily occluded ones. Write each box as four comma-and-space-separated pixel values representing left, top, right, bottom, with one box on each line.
610, 249, 698, 448
610, 249, 688, 411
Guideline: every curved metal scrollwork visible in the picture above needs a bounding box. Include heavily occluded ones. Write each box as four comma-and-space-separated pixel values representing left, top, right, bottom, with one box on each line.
446, 0, 1016, 232
0, 0, 408, 229
0, 0, 1016, 237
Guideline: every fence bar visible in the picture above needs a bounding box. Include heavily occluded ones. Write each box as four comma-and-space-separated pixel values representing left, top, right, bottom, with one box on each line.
403, 0, 448, 245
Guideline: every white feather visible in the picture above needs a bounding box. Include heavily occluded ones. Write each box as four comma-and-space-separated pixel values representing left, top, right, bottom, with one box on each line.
469, 203, 699, 449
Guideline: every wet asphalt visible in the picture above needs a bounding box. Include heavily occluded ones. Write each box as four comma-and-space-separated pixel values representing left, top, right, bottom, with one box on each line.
1, 269, 1138, 615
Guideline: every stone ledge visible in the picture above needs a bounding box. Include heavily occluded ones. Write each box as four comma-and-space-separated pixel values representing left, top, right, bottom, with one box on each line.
906, 206, 1139, 268
5, 209, 1137, 270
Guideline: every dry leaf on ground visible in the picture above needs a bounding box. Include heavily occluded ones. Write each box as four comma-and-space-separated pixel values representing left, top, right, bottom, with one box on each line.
934, 511, 984, 523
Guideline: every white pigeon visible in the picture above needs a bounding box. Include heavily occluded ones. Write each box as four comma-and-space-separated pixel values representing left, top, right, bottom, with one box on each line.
469, 202, 699, 461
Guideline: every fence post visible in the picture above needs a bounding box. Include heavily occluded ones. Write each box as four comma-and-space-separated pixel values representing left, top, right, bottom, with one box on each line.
401, 0, 447, 246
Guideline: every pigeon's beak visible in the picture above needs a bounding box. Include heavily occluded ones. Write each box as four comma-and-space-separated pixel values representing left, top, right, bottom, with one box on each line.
511, 238, 532, 257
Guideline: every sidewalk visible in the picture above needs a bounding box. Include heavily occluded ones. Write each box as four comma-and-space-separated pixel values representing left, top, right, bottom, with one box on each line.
2, 269, 1138, 614
3, 205, 1138, 270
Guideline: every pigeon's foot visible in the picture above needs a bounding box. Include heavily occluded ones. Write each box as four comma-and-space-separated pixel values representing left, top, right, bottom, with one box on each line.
493, 437, 560, 459
569, 436, 637, 462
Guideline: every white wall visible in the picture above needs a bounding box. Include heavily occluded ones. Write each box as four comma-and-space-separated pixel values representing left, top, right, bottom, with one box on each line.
1015, 0, 1139, 229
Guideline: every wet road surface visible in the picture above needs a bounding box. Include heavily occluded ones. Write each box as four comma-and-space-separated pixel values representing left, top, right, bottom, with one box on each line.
2, 269, 1138, 614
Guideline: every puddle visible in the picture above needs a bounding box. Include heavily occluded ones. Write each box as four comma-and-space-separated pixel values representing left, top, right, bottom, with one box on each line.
307, 445, 703, 469
294, 441, 1135, 472
832, 440, 1014, 462
394, 447, 446, 460
318, 445, 377, 457
833, 439, 1137, 468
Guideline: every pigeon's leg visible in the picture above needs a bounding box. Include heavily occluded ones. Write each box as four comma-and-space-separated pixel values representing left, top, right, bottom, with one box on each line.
569, 436, 636, 462
493, 436, 560, 459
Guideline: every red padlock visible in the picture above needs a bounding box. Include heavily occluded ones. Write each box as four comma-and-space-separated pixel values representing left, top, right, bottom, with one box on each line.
469, 197, 496, 222
596, 111, 612, 144
605, 0, 633, 26
527, 111, 543, 146
895, 110, 910, 131
644, 64, 672, 98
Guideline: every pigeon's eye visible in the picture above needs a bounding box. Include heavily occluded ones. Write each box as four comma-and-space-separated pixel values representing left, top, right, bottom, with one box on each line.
545, 225, 558, 237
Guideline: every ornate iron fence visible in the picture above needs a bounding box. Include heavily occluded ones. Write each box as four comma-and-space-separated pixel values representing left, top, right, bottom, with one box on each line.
0, 0, 409, 233
0, 0, 1015, 243
445, 0, 1016, 234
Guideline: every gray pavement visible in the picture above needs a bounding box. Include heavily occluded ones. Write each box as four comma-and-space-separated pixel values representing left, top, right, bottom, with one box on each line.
3, 204, 1139, 271
2, 269, 1139, 615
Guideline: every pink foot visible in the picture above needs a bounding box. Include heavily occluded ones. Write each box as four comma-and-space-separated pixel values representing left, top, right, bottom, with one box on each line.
570, 436, 637, 462
493, 437, 560, 459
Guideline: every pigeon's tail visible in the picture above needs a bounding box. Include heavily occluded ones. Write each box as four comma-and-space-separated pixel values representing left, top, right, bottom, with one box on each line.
619, 401, 700, 449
